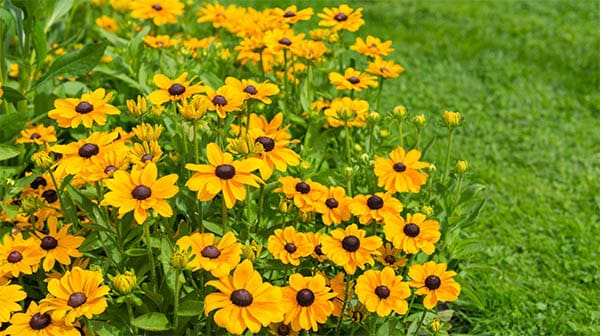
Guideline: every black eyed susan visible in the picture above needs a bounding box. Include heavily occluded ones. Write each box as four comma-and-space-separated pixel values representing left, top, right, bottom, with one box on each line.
0, 233, 44, 277
248, 129, 301, 180
95, 15, 118, 32
83, 144, 130, 182
276, 176, 327, 213
324, 97, 369, 128
130, 0, 184, 26
101, 161, 179, 224
51, 131, 119, 176
328, 68, 378, 92
355, 267, 410, 316
315, 186, 351, 226
292, 40, 328, 61
349, 192, 403, 225
16, 124, 57, 145
40, 267, 110, 326
350, 36, 394, 58
282, 273, 336, 332
0, 282, 26, 323
48, 88, 120, 128
327, 272, 352, 317
6, 301, 80, 336
196, 2, 239, 29
130, 140, 163, 167
264, 29, 306, 53
268, 322, 298, 336
143, 34, 181, 48
176, 232, 241, 278
375, 243, 407, 270
320, 224, 382, 274
318, 4, 364, 32
204, 85, 246, 118
276, 5, 313, 24
148, 72, 204, 105
37, 217, 84, 272
383, 213, 440, 255
267, 226, 312, 266
305, 232, 327, 262
224, 77, 280, 104
131, 123, 164, 142
367, 57, 405, 79
374, 147, 429, 193
205, 260, 284, 335
408, 261, 461, 309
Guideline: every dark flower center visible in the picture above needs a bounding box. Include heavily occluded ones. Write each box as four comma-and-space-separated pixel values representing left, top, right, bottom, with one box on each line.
7, 251, 23, 263
41, 236, 58, 250
78, 143, 100, 158
168, 83, 186, 96
51, 151, 63, 160
393, 162, 407, 172
243, 85, 258, 95
230, 289, 253, 307
75, 101, 94, 114
296, 288, 315, 306
141, 154, 154, 162
277, 324, 291, 335
284, 243, 297, 253
67, 292, 87, 308
347, 76, 360, 84
325, 198, 339, 209
366, 195, 384, 210
152, 4, 162, 11
278, 37, 292, 46
314, 244, 324, 256
375, 285, 391, 299
283, 11, 296, 18
29, 313, 51, 330
384, 255, 396, 265
42, 189, 58, 204
104, 165, 118, 174
334, 13, 348, 22
341, 235, 360, 252
255, 136, 275, 152
201, 245, 221, 259
212, 95, 228, 106
30, 132, 42, 140
215, 164, 236, 179
295, 182, 310, 194
131, 185, 152, 200
425, 275, 442, 290
30, 176, 48, 189
403, 223, 420, 237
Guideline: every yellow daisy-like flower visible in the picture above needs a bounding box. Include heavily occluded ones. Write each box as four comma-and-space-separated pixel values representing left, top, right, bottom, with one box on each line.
130, 0, 184, 26
321, 224, 382, 274
355, 267, 410, 317
375, 243, 407, 270
317, 4, 364, 32
0, 233, 44, 277
276, 176, 327, 213
48, 88, 120, 128
16, 124, 57, 145
51, 131, 118, 176
350, 36, 394, 58
374, 147, 429, 193
83, 143, 130, 182
275, 5, 313, 24
40, 267, 110, 326
204, 85, 246, 118
291, 40, 328, 61
366, 57, 405, 79
267, 226, 312, 266
349, 192, 404, 225
185, 143, 263, 208
264, 29, 306, 53
205, 259, 284, 335
268, 322, 298, 336
328, 68, 378, 92
224, 77, 280, 104
36, 217, 84, 271
95, 15, 118, 32
148, 72, 204, 105
131, 123, 164, 142
282, 273, 336, 332
305, 232, 326, 262
327, 272, 352, 317
101, 161, 179, 224
0, 282, 26, 323
130, 140, 164, 167
6, 301, 80, 335
408, 261, 461, 310
196, 3, 238, 28
315, 186, 351, 226
324, 97, 369, 128
384, 213, 440, 255
175, 232, 241, 278
251, 132, 300, 180
143, 34, 180, 48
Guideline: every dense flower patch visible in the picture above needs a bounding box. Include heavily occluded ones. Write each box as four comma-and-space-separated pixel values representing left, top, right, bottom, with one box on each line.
0, 1, 484, 335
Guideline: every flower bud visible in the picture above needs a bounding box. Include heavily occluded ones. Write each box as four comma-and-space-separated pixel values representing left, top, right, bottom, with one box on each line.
278, 198, 293, 213
353, 144, 362, 152
379, 129, 390, 138
241, 241, 262, 262
171, 248, 190, 270
21, 195, 45, 216
427, 163, 437, 173
456, 160, 468, 174
367, 111, 380, 123
413, 114, 426, 127
126, 95, 147, 117
32, 151, 54, 171
430, 318, 441, 332
113, 271, 137, 295
443, 111, 461, 128
299, 211, 314, 223
421, 205, 434, 217
392, 105, 407, 119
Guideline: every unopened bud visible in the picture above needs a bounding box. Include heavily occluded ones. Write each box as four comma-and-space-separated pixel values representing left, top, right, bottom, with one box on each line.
113, 271, 137, 295
392, 105, 407, 118
456, 160, 468, 174
413, 114, 426, 127
443, 111, 461, 128
421, 205, 434, 217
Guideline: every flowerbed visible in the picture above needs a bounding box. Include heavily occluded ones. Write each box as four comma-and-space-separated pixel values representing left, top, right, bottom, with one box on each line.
0, 1, 484, 335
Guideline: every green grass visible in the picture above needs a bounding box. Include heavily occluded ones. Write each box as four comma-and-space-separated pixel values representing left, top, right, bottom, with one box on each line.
243, 0, 600, 334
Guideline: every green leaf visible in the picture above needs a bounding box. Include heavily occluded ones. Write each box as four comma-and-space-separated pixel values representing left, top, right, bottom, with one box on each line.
95, 65, 142, 91
177, 299, 203, 317
0, 9, 17, 44
45, 0, 73, 32
31, 40, 107, 91
128, 25, 150, 73
200, 71, 223, 89
0, 204, 19, 219
202, 221, 223, 235
131, 313, 170, 331
31, 19, 47, 64
0, 144, 20, 161
124, 248, 147, 257
0, 85, 26, 103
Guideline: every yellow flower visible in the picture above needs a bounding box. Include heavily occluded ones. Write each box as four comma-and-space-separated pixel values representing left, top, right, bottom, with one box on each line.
148, 72, 204, 105
16, 124, 57, 145
51, 131, 119, 176
131, 123, 164, 142
275, 176, 327, 213
275, 5, 313, 24
196, 3, 239, 29
350, 36, 394, 57
204, 85, 246, 119
95, 15, 118, 32
205, 260, 284, 335
321, 224, 382, 274
9, 63, 19, 78
0, 282, 27, 323
456, 160, 469, 174
282, 273, 336, 332
264, 29, 306, 53
384, 213, 440, 255
355, 267, 410, 316
318, 4, 364, 32
178, 95, 209, 121
129, 140, 163, 167
130, 0, 184, 26
267, 226, 312, 266
414, 114, 426, 127
349, 192, 403, 225
7, 301, 81, 335
408, 261, 461, 309
305, 232, 327, 262
314, 186, 351, 226
101, 161, 179, 224
41, 267, 110, 326
375, 243, 407, 270
366, 57, 405, 79
36, 216, 84, 271
328, 68, 378, 92
48, 88, 120, 128
374, 147, 429, 193
224, 77, 280, 104
143, 34, 180, 48
443, 110, 461, 127
126, 95, 148, 116
176, 232, 241, 278
113, 271, 137, 295
185, 143, 263, 208
83, 143, 130, 182
324, 97, 369, 128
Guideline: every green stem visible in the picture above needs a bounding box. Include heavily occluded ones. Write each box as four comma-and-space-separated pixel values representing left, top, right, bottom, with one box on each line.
455, 175, 463, 202
398, 119, 404, 147
256, 184, 265, 229
143, 220, 157, 290
217, 118, 224, 147
283, 49, 288, 94
259, 49, 265, 80
344, 125, 353, 196
413, 309, 428, 336
376, 77, 384, 112
415, 128, 422, 150
126, 299, 137, 334
193, 120, 199, 163
442, 129, 454, 182
335, 273, 352, 336
221, 198, 228, 234
173, 268, 180, 330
